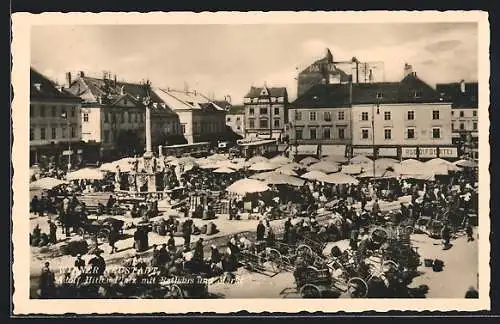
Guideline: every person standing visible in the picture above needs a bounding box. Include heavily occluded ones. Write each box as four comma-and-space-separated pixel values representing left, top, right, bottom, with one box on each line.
74, 254, 85, 271
466, 224, 474, 242
39, 262, 55, 299
88, 250, 106, 275
167, 232, 176, 253
182, 220, 192, 249
48, 220, 57, 244
256, 220, 265, 241
108, 228, 118, 254
193, 238, 204, 263
441, 223, 451, 249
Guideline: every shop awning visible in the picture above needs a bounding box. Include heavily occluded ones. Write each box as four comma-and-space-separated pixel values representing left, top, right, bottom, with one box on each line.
321, 145, 346, 157
257, 132, 281, 140
295, 145, 318, 155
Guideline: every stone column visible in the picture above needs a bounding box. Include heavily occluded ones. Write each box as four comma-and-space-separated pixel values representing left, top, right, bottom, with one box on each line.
143, 106, 156, 193
145, 106, 152, 153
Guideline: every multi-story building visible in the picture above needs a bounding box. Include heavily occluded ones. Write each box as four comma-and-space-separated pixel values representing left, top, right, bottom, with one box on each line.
155, 88, 228, 145
225, 105, 245, 137
350, 70, 454, 160
243, 86, 288, 140
30, 68, 82, 167
66, 72, 182, 161
436, 81, 478, 160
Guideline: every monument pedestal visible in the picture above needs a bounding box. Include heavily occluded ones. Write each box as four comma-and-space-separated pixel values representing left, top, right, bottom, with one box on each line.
143, 151, 157, 192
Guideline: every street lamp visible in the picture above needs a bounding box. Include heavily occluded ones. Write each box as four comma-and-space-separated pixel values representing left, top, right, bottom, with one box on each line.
61, 110, 71, 171
372, 103, 380, 178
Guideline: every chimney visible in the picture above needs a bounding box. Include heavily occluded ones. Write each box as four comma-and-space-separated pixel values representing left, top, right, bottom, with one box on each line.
65, 72, 72, 88
460, 79, 466, 93
114, 74, 117, 88
404, 63, 413, 78
79, 71, 85, 78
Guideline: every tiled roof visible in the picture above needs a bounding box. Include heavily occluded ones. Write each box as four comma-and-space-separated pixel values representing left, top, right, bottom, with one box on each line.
436, 82, 478, 109
244, 86, 288, 98
212, 100, 232, 110
30, 68, 81, 101
227, 105, 245, 115
291, 74, 447, 109
156, 88, 225, 113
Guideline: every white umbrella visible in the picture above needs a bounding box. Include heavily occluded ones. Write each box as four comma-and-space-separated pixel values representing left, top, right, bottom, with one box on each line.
67, 168, 104, 180
307, 161, 340, 174
248, 155, 268, 164
426, 158, 460, 172
454, 159, 478, 168
341, 164, 363, 175
164, 155, 178, 162
400, 159, 423, 167
349, 155, 372, 164
30, 177, 69, 190
301, 170, 328, 181
374, 158, 399, 169
263, 173, 305, 187
213, 166, 236, 174
322, 172, 359, 185
274, 166, 298, 176
321, 155, 349, 163
299, 156, 319, 166
249, 161, 279, 171
250, 171, 275, 181
226, 178, 269, 195
269, 155, 291, 166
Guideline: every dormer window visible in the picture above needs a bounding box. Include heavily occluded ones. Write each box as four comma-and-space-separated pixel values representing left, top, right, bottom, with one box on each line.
260, 89, 269, 96
376, 92, 383, 99
412, 89, 423, 98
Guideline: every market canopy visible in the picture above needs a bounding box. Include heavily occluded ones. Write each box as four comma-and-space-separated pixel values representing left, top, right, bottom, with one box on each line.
321, 155, 349, 164
263, 173, 305, 187
307, 161, 340, 174
341, 164, 363, 175
349, 155, 372, 164
30, 177, 69, 190
374, 158, 399, 169
249, 171, 275, 181
269, 155, 291, 166
301, 170, 328, 181
67, 168, 104, 180
454, 159, 478, 168
226, 178, 269, 195
248, 155, 269, 164
400, 159, 424, 167
357, 169, 399, 179
274, 166, 298, 176
299, 156, 319, 166
322, 172, 359, 185
249, 161, 279, 171
213, 166, 236, 174
425, 158, 461, 172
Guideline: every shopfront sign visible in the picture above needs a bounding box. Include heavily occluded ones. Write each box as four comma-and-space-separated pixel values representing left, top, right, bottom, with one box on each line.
418, 147, 437, 158
352, 147, 374, 156
401, 147, 417, 158
378, 147, 398, 157
439, 147, 458, 158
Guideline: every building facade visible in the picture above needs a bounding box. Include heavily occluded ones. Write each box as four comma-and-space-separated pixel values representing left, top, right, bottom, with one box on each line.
436, 81, 478, 160
243, 86, 288, 140
225, 105, 245, 137
30, 68, 82, 167
66, 72, 182, 162
156, 88, 228, 145
350, 72, 454, 159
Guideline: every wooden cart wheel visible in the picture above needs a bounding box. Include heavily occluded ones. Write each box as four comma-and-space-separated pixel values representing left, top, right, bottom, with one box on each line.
97, 228, 110, 243
296, 244, 313, 258
300, 284, 322, 298
164, 284, 184, 299
347, 277, 368, 298
266, 248, 283, 272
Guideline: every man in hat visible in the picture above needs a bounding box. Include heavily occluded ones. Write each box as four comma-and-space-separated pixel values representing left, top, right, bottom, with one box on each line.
39, 262, 55, 298
108, 227, 118, 254
193, 238, 204, 263
256, 220, 265, 241
157, 243, 170, 268
74, 254, 85, 271
167, 232, 176, 253
88, 250, 106, 275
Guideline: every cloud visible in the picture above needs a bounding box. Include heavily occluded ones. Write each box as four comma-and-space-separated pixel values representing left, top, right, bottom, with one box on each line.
424, 40, 462, 53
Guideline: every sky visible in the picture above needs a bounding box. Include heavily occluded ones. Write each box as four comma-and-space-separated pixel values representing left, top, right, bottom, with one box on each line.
31, 23, 478, 104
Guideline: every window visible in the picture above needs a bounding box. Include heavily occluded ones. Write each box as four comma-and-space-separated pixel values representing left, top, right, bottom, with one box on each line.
51, 127, 56, 139
362, 129, 369, 139
124, 99, 128, 105
273, 119, 280, 127
40, 105, 46, 117
384, 111, 391, 120
384, 129, 392, 140
309, 128, 317, 139
274, 107, 280, 115
30, 128, 34, 141
407, 111, 415, 120
338, 128, 345, 139
460, 123, 465, 130
451, 111, 454, 116
236, 117, 240, 121
71, 107, 76, 118
295, 129, 303, 140
112, 113, 116, 123
61, 107, 66, 118
104, 112, 109, 123
51, 106, 57, 117
62, 127, 67, 138
259, 119, 268, 128
473, 122, 477, 130
83, 113, 89, 122
473, 110, 477, 117
406, 128, 415, 139
181, 124, 186, 134
140, 113, 144, 123
120, 112, 125, 123
452, 123, 455, 130
260, 108, 268, 115
71, 126, 76, 138
134, 113, 138, 123
249, 108, 255, 115
361, 112, 369, 121
295, 111, 302, 121
376, 92, 383, 99
459, 111, 464, 117
249, 119, 255, 128
227, 117, 231, 122
324, 112, 331, 121
310, 112, 316, 121
338, 111, 345, 120
432, 110, 440, 120
30, 105, 34, 117
40, 127, 46, 140
323, 128, 331, 139
413, 90, 423, 98
104, 130, 110, 143
128, 112, 132, 123
432, 128, 441, 139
